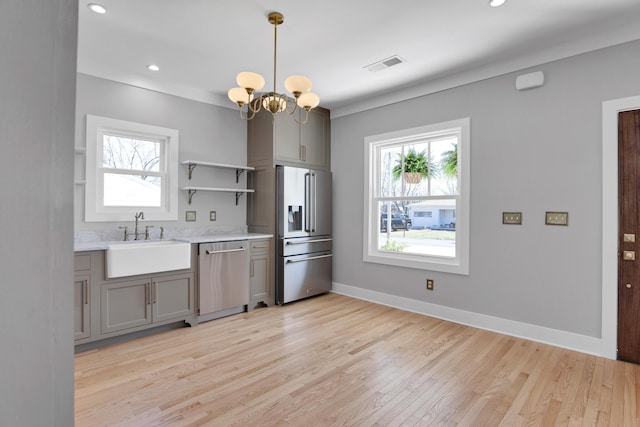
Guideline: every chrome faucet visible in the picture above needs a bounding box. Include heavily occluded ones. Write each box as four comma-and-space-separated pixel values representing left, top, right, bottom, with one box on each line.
118, 212, 159, 241
134, 212, 144, 240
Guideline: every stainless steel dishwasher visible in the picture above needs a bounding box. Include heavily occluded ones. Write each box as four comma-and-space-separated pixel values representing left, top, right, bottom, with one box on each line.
198, 241, 249, 321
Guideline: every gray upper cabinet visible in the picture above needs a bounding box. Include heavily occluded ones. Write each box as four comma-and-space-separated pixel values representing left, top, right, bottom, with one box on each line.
247, 105, 330, 170
300, 108, 330, 169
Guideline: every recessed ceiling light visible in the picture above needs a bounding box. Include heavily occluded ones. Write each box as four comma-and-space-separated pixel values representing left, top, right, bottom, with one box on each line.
489, 0, 506, 7
147, 64, 160, 72
88, 3, 107, 14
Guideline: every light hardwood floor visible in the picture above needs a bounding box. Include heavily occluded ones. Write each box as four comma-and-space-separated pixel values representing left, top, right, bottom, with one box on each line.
75, 293, 640, 426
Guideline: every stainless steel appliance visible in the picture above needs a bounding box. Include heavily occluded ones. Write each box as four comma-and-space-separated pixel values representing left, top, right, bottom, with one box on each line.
277, 165, 332, 304
198, 241, 249, 321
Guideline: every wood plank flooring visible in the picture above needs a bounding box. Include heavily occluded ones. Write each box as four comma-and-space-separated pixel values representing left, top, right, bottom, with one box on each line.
75, 293, 640, 426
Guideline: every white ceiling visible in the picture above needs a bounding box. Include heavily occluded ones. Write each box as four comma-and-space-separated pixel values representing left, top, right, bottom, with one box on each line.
77, 0, 640, 118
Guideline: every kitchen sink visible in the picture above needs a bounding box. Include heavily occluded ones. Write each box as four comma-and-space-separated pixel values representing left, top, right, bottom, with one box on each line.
106, 240, 191, 278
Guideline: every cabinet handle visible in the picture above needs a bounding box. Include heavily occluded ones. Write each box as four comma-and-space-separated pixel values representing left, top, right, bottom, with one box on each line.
250, 259, 254, 277
84, 280, 89, 305
147, 283, 151, 305
253, 245, 268, 249
153, 282, 157, 304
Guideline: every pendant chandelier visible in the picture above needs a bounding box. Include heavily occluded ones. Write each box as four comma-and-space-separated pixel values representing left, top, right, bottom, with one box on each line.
227, 12, 320, 124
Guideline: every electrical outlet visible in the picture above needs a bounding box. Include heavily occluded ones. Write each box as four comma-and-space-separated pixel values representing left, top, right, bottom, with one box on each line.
545, 211, 568, 226
210, 211, 217, 221
426, 279, 434, 291
502, 212, 522, 225
185, 211, 196, 222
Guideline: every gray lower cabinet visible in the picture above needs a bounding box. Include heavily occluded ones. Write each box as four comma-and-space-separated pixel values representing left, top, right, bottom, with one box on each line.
74, 253, 93, 341
74, 274, 91, 340
101, 278, 151, 334
101, 272, 194, 335
249, 239, 274, 309
74, 249, 197, 346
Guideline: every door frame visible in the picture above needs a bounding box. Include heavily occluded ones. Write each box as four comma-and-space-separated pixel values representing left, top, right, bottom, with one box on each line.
602, 95, 640, 359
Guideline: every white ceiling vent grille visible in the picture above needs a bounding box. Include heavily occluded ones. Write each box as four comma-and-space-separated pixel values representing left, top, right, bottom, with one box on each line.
364, 55, 406, 72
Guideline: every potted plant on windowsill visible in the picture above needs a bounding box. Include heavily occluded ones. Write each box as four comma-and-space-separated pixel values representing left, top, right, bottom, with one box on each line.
392, 148, 438, 183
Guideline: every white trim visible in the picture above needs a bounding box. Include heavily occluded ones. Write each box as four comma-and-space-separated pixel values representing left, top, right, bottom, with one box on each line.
332, 282, 602, 357
85, 115, 180, 222
601, 95, 640, 360
362, 118, 470, 275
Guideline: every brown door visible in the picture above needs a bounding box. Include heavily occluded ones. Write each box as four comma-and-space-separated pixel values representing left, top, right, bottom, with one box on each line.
618, 109, 640, 362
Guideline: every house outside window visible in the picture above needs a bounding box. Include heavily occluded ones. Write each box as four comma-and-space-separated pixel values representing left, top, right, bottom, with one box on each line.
363, 118, 470, 274
85, 115, 179, 222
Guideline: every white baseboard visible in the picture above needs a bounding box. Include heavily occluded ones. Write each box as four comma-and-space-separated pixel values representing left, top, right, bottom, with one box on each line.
332, 282, 604, 357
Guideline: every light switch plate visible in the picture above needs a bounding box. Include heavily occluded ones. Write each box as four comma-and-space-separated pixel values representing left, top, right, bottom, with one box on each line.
185, 211, 196, 222
210, 211, 216, 221
545, 211, 568, 226
502, 212, 522, 225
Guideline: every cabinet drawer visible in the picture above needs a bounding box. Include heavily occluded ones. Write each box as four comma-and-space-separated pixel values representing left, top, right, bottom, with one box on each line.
250, 239, 271, 254
74, 254, 91, 272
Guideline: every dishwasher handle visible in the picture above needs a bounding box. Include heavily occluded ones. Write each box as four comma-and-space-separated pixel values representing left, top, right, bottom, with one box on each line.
286, 253, 333, 263
205, 247, 246, 255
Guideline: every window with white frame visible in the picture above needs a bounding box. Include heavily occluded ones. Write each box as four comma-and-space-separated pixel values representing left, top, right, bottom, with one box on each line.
363, 118, 470, 274
85, 115, 179, 222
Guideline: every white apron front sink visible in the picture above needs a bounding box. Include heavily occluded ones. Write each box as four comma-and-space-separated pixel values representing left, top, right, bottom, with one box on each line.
106, 240, 191, 278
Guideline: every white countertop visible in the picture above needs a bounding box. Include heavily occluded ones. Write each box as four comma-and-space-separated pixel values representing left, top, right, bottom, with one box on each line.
74, 233, 273, 252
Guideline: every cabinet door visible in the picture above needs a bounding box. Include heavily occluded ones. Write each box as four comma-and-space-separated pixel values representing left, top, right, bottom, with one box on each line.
248, 109, 275, 164
250, 239, 273, 306
250, 253, 271, 301
247, 166, 276, 231
74, 274, 91, 340
274, 112, 302, 164
152, 273, 194, 323
301, 107, 330, 169
101, 279, 151, 334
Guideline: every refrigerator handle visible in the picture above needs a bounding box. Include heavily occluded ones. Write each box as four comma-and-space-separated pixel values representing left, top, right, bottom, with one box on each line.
312, 173, 317, 232
305, 172, 311, 232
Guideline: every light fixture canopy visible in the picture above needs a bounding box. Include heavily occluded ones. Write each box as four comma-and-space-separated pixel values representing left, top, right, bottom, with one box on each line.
228, 12, 320, 124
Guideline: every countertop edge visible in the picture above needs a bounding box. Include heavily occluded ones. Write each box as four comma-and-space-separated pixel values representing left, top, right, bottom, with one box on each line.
74, 233, 273, 252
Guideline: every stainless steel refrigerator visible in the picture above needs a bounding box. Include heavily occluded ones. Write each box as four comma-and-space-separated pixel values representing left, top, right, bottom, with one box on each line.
276, 165, 332, 304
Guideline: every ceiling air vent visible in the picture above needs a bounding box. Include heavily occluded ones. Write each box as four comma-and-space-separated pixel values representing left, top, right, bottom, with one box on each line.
364, 55, 406, 72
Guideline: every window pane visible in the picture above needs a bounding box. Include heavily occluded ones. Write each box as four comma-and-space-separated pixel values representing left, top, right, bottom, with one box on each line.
103, 173, 161, 207
378, 139, 458, 198
103, 135, 160, 172
377, 200, 456, 258
430, 137, 458, 196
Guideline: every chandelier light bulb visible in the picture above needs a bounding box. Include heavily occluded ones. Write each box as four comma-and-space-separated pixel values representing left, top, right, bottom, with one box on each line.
236, 72, 265, 93
297, 92, 320, 110
263, 95, 287, 114
228, 87, 253, 106
284, 75, 312, 98
489, 0, 506, 7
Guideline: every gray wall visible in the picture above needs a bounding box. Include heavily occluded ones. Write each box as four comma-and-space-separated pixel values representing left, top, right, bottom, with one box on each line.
74, 74, 248, 234
0, 1, 77, 425
332, 39, 640, 339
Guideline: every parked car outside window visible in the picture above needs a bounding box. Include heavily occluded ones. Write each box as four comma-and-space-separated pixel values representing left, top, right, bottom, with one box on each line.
380, 213, 411, 231
402, 214, 412, 229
